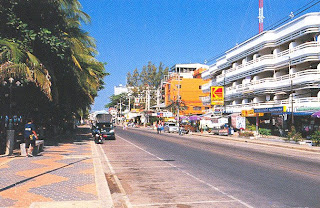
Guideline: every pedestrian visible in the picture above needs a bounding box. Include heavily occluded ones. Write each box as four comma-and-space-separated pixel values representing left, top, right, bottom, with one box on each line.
156, 122, 161, 134
24, 119, 38, 157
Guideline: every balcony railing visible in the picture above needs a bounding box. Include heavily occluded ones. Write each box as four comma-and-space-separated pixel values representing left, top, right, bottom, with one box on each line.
201, 82, 212, 92
200, 96, 211, 103
216, 41, 320, 80
226, 68, 320, 96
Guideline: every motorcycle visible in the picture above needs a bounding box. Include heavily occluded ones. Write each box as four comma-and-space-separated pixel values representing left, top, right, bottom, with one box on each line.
93, 129, 103, 144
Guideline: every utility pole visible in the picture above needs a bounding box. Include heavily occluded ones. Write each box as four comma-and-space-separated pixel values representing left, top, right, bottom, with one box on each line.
223, 72, 226, 116
119, 98, 122, 119
289, 57, 294, 126
291, 79, 294, 126
176, 68, 180, 126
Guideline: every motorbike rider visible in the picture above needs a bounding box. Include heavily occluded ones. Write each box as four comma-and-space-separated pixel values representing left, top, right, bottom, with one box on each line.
92, 126, 100, 135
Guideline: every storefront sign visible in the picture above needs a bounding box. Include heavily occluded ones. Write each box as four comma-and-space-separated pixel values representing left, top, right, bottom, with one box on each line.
241, 109, 264, 117
254, 106, 285, 113
157, 112, 173, 117
211, 86, 224, 105
296, 107, 320, 112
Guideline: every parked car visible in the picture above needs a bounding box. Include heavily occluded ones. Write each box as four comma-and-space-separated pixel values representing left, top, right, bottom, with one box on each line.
164, 122, 179, 133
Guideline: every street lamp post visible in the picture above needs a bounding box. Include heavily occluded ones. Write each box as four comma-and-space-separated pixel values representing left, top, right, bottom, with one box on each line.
3, 77, 21, 155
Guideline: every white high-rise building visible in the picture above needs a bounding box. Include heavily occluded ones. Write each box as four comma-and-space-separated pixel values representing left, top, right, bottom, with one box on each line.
201, 12, 320, 136
114, 84, 128, 95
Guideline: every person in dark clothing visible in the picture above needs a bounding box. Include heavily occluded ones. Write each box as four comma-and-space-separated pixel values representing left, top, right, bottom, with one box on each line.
24, 119, 38, 157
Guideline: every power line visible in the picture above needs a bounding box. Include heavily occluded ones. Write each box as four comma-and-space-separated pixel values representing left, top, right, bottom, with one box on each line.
265, 0, 320, 30
205, 0, 320, 65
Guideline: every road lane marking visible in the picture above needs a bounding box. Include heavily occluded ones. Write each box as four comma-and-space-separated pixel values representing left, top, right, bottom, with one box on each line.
117, 135, 254, 208
106, 145, 132, 147
113, 166, 174, 170
99, 144, 133, 208
131, 128, 320, 178
132, 200, 237, 207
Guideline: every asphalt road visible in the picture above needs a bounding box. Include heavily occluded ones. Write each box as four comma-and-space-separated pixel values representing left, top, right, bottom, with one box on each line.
100, 127, 320, 208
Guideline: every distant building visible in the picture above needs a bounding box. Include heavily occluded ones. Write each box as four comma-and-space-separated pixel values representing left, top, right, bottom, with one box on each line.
162, 63, 210, 115
114, 84, 128, 95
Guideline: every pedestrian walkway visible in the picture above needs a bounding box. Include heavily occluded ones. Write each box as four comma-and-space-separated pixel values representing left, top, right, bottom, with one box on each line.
191, 132, 320, 152
0, 127, 113, 208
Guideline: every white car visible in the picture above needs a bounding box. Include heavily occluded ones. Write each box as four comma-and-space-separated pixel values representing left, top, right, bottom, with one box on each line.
164, 123, 179, 133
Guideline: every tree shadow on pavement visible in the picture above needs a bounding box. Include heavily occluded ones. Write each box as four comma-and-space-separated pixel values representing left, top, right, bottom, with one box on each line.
43, 125, 93, 146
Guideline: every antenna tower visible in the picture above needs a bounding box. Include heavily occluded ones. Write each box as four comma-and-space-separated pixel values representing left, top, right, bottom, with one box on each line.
258, 0, 264, 33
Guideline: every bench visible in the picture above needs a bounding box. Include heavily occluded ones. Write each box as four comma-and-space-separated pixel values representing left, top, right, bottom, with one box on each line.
20, 140, 45, 156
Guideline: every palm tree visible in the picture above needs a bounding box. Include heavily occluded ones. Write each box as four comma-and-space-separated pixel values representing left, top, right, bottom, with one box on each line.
165, 99, 187, 115
0, 39, 52, 99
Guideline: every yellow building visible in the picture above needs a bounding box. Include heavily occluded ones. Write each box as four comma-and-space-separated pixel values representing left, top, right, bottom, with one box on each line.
163, 64, 210, 115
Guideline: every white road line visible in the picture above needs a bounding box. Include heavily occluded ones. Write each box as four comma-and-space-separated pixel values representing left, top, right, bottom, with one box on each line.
132, 200, 236, 207
113, 166, 174, 170
106, 145, 133, 147
117, 135, 254, 208
106, 151, 144, 154
99, 144, 133, 208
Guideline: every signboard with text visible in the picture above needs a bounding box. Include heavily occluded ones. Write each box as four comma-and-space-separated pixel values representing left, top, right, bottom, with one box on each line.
254, 106, 285, 113
241, 109, 264, 117
211, 86, 224, 105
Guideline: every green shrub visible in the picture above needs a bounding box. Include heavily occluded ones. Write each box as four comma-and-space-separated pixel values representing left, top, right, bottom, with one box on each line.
287, 126, 296, 141
287, 126, 302, 142
246, 124, 256, 131
259, 128, 271, 136
311, 131, 320, 146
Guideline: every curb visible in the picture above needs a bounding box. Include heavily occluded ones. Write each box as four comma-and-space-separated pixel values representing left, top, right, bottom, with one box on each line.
193, 133, 320, 153
91, 141, 114, 208
131, 127, 320, 153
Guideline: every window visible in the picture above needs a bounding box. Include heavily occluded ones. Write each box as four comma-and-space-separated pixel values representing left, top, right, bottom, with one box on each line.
193, 106, 202, 111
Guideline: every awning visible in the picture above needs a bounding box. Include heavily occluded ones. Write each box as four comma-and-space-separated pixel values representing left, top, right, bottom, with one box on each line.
271, 112, 313, 116
311, 111, 320, 118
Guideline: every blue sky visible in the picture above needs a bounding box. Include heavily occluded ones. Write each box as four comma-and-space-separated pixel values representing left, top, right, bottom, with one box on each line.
79, 0, 320, 111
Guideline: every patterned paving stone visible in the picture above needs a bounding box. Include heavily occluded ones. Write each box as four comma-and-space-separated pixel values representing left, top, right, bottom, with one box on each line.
0, 140, 99, 207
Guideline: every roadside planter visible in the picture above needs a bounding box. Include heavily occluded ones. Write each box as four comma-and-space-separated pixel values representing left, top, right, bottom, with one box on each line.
299, 140, 313, 146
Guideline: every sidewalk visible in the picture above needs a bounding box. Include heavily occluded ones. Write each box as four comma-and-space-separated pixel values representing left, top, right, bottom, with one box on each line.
0, 127, 113, 208
190, 131, 320, 152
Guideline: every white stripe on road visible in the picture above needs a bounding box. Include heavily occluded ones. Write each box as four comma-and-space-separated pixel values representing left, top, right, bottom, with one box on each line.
117, 135, 254, 208
113, 165, 174, 170
132, 200, 236, 207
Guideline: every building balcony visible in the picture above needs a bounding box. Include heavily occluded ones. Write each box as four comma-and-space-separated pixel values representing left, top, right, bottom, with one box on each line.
225, 68, 320, 99
200, 96, 211, 105
225, 13, 320, 64
216, 41, 320, 84
201, 70, 211, 80
201, 82, 212, 93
